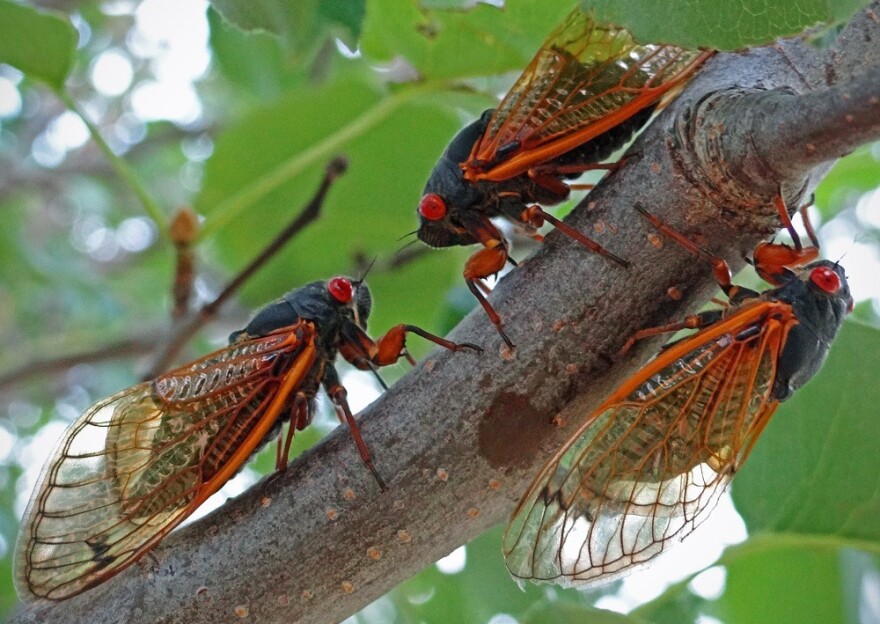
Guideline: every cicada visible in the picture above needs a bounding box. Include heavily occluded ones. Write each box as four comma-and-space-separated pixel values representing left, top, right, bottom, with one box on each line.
15, 276, 480, 601
417, 8, 714, 346
503, 198, 852, 586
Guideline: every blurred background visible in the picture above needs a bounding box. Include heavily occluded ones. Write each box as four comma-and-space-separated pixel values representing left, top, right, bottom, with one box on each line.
1, 0, 879, 622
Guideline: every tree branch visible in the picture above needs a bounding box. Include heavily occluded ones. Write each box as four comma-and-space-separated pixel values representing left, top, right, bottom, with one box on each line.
11, 5, 880, 623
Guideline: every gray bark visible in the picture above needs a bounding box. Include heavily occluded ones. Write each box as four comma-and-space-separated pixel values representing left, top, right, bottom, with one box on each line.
11, 4, 880, 623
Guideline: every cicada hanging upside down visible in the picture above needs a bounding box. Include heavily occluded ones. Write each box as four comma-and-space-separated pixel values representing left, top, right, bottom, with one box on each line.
14, 277, 480, 601
503, 198, 852, 586
417, 8, 714, 346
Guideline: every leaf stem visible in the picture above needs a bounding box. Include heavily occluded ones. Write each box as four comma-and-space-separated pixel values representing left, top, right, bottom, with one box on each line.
55, 87, 166, 227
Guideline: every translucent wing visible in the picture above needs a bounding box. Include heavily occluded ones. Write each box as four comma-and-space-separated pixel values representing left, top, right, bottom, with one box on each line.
15, 324, 316, 601
503, 304, 792, 586
465, 9, 712, 182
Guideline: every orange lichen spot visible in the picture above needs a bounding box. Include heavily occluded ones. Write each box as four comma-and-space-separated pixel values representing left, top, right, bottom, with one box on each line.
398, 530, 412, 543
651, 162, 662, 174
593, 220, 606, 234
341, 581, 354, 594
500, 345, 516, 360
301, 590, 314, 601
488, 479, 502, 491
565, 363, 579, 375
424, 359, 436, 373
260, 496, 272, 507
277, 593, 290, 607
436, 468, 449, 482
367, 547, 382, 561
343, 488, 356, 501
326, 508, 338, 521
551, 414, 566, 428
235, 605, 249, 618
552, 319, 565, 332
467, 507, 480, 519
667, 286, 683, 301
648, 232, 663, 249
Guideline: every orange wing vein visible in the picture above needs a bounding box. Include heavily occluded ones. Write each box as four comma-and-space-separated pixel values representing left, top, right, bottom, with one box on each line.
15, 323, 316, 601
503, 302, 794, 587
465, 9, 712, 183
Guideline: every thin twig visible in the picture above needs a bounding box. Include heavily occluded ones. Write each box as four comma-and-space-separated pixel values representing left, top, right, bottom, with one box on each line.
140, 156, 349, 379
0, 332, 163, 393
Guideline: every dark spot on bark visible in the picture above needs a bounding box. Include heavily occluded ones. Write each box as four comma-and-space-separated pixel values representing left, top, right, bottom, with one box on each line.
477, 391, 554, 470
479, 373, 493, 390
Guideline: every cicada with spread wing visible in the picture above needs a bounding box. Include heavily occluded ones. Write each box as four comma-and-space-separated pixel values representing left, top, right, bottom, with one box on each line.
417, 8, 714, 346
15, 277, 480, 601
503, 198, 852, 586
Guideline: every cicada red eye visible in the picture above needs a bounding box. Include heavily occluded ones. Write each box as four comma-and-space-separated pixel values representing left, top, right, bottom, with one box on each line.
418, 194, 447, 221
809, 265, 842, 294
328, 277, 353, 303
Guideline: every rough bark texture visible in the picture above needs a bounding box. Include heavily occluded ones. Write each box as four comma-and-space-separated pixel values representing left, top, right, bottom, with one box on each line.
12, 5, 880, 624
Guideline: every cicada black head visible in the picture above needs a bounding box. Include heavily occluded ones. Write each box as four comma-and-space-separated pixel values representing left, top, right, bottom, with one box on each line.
417, 114, 493, 249
772, 260, 852, 401
229, 277, 372, 345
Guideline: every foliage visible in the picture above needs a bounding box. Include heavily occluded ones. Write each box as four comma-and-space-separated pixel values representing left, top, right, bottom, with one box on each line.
0, 0, 877, 622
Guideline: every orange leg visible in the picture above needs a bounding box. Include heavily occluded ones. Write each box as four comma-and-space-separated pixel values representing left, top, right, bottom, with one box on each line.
635, 205, 736, 294
752, 195, 819, 285
326, 384, 387, 491
522, 205, 629, 268
368, 324, 481, 366
463, 242, 514, 348
339, 320, 482, 370
275, 393, 309, 472
618, 310, 723, 358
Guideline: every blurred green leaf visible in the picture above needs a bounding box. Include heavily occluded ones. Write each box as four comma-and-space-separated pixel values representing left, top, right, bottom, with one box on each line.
636, 545, 878, 624
361, 0, 574, 79
208, 0, 365, 60
0, 0, 76, 88
523, 602, 650, 624
733, 321, 880, 544
392, 526, 595, 623
814, 146, 880, 217
583, 0, 872, 49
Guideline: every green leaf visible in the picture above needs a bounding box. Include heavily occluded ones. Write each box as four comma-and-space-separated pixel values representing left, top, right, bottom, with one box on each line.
361, 0, 575, 80
582, 0, 872, 49
732, 321, 880, 544
0, 0, 76, 88
208, 7, 294, 98
208, 0, 366, 60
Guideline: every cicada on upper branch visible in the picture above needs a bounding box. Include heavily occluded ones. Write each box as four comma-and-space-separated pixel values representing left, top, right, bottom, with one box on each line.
503, 197, 852, 587
418, 8, 714, 347
14, 277, 480, 601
